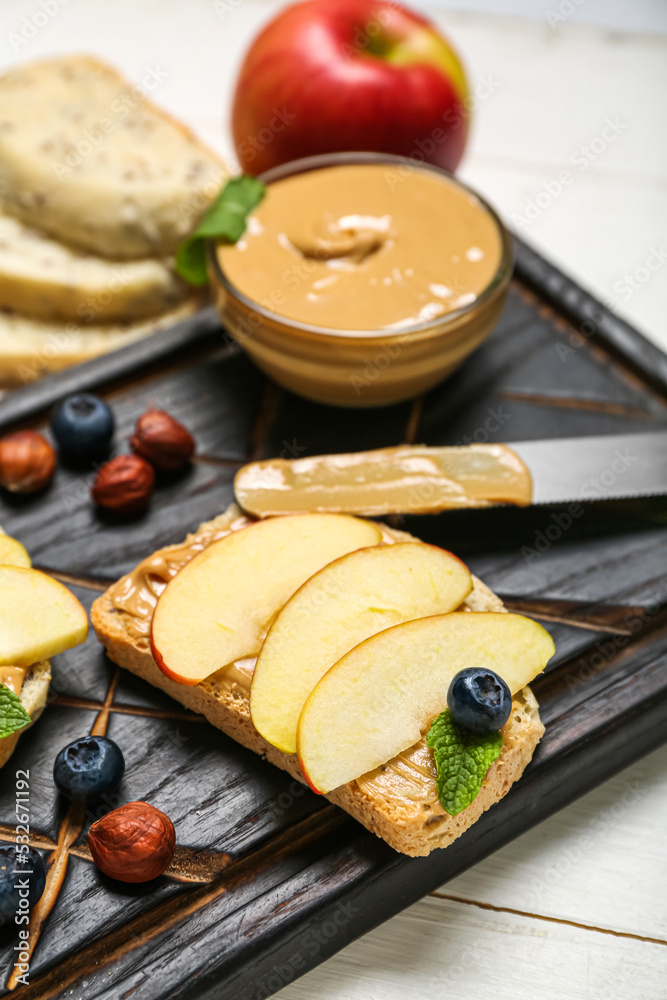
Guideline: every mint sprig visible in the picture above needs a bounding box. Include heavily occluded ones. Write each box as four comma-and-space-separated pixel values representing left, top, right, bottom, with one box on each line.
427, 710, 503, 816
175, 175, 266, 286
0, 682, 31, 740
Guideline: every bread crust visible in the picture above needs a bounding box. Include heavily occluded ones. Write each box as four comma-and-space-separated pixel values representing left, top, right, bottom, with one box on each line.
91, 510, 544, 856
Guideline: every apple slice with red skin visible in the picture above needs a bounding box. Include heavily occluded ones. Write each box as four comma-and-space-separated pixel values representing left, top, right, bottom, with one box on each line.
0, 566, 88, 666
150, 513, 382, 685
251, 541, 472, 753
232, 0, 469, 174
297, 612, 555, 793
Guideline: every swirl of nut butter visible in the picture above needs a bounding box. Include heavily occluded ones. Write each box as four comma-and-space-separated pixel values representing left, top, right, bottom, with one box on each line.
285, 212, 392, 265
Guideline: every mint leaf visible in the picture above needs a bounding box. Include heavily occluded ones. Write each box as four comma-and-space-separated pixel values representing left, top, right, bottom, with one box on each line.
0, 682, 31, 739
175, 175, 266, 286
174, 238, 208, 289
427, 710, 503, 816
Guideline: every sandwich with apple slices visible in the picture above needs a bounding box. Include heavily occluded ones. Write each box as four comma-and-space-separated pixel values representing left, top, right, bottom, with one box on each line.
0, 530, 88, 767
92, 506, 553, 856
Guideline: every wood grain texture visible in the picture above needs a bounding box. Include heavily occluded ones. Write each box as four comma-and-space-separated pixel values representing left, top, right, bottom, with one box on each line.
441, 742, 667, 941
514, 237, 667, 397
0, 240, 665, 999
273, 891, 666, 1000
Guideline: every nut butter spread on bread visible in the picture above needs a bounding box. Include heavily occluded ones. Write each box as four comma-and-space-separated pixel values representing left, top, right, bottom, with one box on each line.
0, 660, 51, 770
92, 506, 545, 857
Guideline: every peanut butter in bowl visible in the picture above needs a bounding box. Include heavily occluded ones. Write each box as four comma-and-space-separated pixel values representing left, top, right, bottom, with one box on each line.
208, 152, 512, 407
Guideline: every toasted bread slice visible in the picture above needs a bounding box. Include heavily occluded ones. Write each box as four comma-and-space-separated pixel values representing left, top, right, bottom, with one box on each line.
91, 507, 544, 857
0, 212, 188, 323
0, 56, 226, 259
0, 660, 51, 770
0, 297, 201, 387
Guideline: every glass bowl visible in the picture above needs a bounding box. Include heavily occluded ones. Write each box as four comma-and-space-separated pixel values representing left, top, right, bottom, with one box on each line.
207, 152, 513, 408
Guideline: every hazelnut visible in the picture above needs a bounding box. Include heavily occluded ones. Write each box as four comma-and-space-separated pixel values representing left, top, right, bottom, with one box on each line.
130, 409, 195, 472
91, 454, 154, 513
88, 801, 175, 883
0, 430, 56, 493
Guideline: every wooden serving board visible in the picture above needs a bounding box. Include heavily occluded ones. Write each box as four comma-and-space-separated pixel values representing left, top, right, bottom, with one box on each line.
0, 237, 665, 1000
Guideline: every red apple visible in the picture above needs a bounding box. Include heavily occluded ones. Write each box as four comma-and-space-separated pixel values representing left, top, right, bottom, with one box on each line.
232, 0, 470, 175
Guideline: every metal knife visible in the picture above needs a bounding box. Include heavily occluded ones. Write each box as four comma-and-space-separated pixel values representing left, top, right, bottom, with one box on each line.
234, 431, 667, 516
510, 431, 667, 504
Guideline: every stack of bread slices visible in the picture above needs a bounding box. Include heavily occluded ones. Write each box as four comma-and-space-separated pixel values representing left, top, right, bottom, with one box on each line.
0, 55, 227, 387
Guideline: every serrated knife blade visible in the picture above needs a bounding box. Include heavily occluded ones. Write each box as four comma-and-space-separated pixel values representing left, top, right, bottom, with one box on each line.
510, 431, 667, 505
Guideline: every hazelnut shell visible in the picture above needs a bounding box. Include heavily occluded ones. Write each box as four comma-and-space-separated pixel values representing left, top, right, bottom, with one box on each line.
92, 454, 155, 513
0, 430, 56, 493
130, 409, 195, 472
88, 801, 176, 883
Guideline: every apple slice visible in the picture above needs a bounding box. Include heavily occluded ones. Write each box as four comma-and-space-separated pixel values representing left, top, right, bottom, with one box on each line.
297, 612, 555, 793
0, 566, 88, 666
251, 542, 472, 753
151, 514, 382, 685
0, 534, 31, 568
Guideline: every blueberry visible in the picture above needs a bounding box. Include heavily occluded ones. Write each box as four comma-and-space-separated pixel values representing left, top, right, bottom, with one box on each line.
447, 667, 511, 734
51, 394, 114, 460
0, 845, 46, 930
53, 736, 125, 803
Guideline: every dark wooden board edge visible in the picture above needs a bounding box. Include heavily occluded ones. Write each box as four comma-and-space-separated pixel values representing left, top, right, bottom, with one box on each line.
513, 235, 667, 398
0, 307, 234, 432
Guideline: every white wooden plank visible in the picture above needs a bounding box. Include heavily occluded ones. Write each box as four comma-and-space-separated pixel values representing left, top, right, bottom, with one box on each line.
429, 11, 667, 182
275, 894, 666, 1000
427, 0, 667, 35
442, 744, 667, 940
427, 10, 667, 351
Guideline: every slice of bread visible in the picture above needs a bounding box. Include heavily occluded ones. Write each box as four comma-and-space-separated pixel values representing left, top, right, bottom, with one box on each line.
0, 297, 201, 387
0, 56, 226, 259
91, 507, 544, 857
0, 212, 188, 323
0, 660, 51, 769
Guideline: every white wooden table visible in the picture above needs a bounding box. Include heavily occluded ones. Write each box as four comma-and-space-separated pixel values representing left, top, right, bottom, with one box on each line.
1, 2, 665, 996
